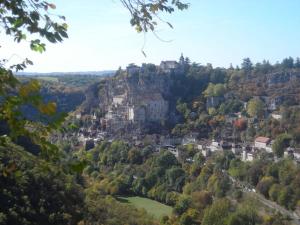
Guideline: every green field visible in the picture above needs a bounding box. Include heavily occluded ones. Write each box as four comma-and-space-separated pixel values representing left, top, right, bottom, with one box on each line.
117, 196, 173, 219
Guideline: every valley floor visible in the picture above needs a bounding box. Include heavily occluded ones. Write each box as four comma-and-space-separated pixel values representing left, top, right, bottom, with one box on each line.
117, 196, 173, 219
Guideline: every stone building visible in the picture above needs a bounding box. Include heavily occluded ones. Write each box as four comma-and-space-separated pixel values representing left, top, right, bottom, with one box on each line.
113, 94, 126, 106
128, 93, 168, 123
254, 136, 272, 153
142, 94, 168, 122
126, 64, 140, 75
242, 149, 254, 161
160, 61, 178, 73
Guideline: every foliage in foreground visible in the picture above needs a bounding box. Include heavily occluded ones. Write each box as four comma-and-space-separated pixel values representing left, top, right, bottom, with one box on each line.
0, 137, 157, 225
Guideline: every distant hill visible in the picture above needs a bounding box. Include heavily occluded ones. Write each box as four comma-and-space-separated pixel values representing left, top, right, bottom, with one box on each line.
16, 70, 116, 77
15, 72, 116, 118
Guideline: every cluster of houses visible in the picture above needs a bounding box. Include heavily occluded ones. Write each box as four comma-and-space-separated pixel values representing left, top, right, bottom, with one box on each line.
70, 59, 300, 162
82, 61, 180, 135
140, 133, 300, 164
194, 136, 300, 163
73, 106, 300, 162
72, 58, 188, 148
99, 57, 190, 131
98, 90, 169, 133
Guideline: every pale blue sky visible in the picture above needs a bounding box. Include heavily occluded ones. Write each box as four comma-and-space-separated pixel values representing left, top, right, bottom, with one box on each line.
1, 0, 300, 72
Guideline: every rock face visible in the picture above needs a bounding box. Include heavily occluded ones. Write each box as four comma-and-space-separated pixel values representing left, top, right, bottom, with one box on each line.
235, 70, 300, 107
81, 63, 179, 135
267, 71, 300, 86
127, 93, 168, 123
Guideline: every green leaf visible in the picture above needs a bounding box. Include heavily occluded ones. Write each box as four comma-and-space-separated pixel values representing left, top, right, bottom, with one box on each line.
69, 160, 87, 173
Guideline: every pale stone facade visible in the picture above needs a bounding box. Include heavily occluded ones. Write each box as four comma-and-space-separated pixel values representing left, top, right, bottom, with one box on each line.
126, 65, 140, 75
254, 137, 271, 150
128, 106, 146, 123
242, 150, 254, 162
271, 113, 282, 120
160, 61, 178, 73
128, 93, 168, 123
113, 94, 126, 106
208, 140, 221, 152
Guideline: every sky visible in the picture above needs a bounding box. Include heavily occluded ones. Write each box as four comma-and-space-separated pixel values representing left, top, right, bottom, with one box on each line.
1, 0, 300, 72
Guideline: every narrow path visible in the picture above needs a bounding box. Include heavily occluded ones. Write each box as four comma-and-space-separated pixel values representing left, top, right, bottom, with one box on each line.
222, 170, 300, 225
247, 192, 300, 225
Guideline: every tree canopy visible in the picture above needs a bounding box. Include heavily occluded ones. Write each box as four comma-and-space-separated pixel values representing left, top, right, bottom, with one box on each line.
120, 0, 189, 33
272, 133, 292, 157
0, 0, 68, 53
247, 98, 264, 118
204, 83, 226, 97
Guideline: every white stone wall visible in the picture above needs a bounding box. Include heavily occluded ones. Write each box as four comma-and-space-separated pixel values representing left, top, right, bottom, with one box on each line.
294, 152, 300, 160
128, 107, 134, 121
113, 96, 125, 106
242, 150, 254, 161
271, 114, 282, 120
254, 141, 267, 149
128, 106, 146, 123
247, 153, 254, 161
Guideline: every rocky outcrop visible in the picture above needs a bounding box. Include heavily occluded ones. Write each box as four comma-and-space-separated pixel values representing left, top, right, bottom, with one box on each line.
267, 72, 300, 86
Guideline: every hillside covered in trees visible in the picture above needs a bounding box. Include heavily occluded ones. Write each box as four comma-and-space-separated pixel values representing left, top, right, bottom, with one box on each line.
75, 56, 300, 146
1, 0, 300, 224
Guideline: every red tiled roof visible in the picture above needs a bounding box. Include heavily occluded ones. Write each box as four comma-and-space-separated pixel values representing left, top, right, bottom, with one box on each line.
255, 136, 270, 143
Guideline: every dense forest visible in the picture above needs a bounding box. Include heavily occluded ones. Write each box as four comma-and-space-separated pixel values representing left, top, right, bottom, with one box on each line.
1, 132, 298, 225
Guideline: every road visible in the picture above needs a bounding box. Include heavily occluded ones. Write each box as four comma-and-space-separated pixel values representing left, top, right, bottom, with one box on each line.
222, 170, 300, 225
247, 192, 300, 225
